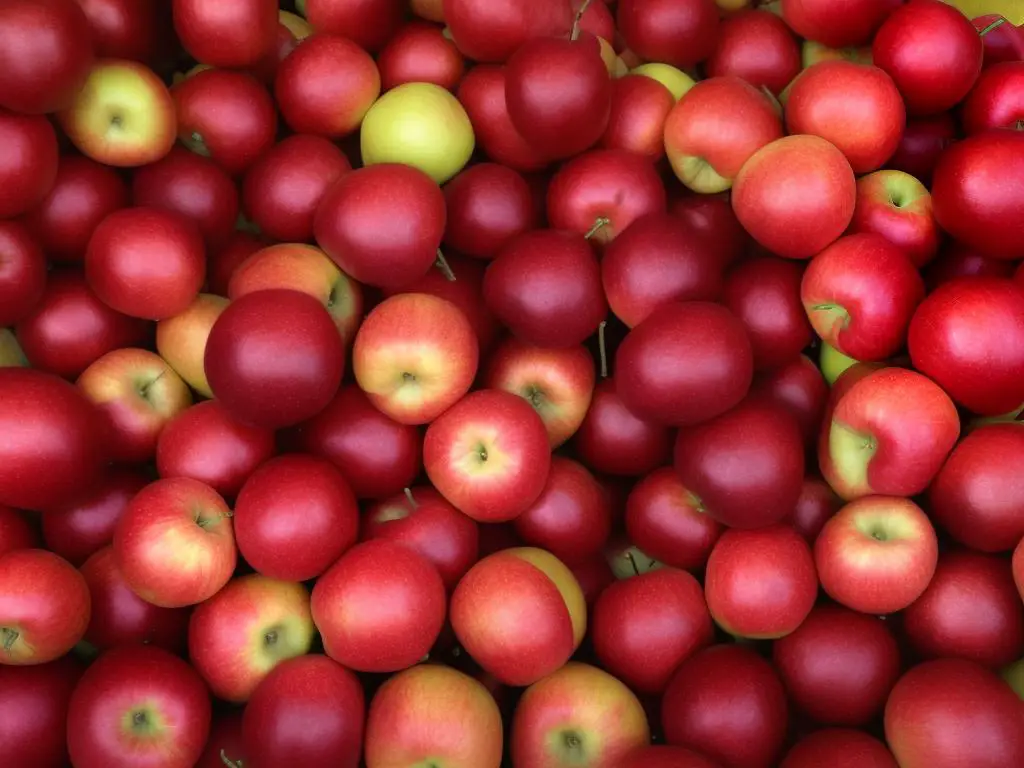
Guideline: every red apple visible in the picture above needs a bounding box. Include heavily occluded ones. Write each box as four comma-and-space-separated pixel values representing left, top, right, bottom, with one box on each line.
207, 231, 266, 296
974, 14, 1024, 66
886, 112, 956, 185
962, 61, 1024, 134
620, 745, 723, 768
781, 729, 898, 768
113, 477, 236, 608
0, 506, 37, 557
155, 293, 228, 398
442, 162, 537, 259
849, 169, 940, 267
773, 604, 901, 725
67, 645, 211, 768
924, 242, 1016, 290
77, 0, 166, 63
617, 0, 719, 67
814, 496, 939, 614
0, 656, 82, 767
1015, 538, 1024, 602
311, 539, 446, 673
0, 111, 58, 219
570, 555, 616, 608
442, 0, 571, 63
301, 0, 404, 53
781, 0, 900, 48
0, 221, 47, 328
787, 474, 843, 542
751, 354, 829, 449
173, 0, 276, 68
706, 10, 801, 94
378, 20, 465, 91
197, 712, 246, 768
601, 74, 675, 161
234, 454, 359, 582
0, 548, 90, 664
671, 193, 749, 268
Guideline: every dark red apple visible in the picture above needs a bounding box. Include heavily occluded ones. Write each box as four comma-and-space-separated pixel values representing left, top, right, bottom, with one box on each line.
707, 10, 801, 95
76, 0, 166, 63
377, 21, 465, 91
885, 112, 956, 185
441, 0, 572, 63
197, 712, 246, 768
781, 0, 901, 48
443, 162, 537, 259
173, 0, 277, 68
849, 169, 941, 268
0, 506, 37, 557
0, 110, 59, 219
781, 729, 898, 768
671, 193, 748, 269
302, 0, 404, 53
0, 656, 82, 767
924, 241, 1016, 290
207, 231, 266, 297
751, 354, 829, 450
620, 745, 724, 768
617, 0, 719, 68
0, 221, 47, 328
601, 74, 675, 161
962, 61, 1024, 134
787, 474, 843, 542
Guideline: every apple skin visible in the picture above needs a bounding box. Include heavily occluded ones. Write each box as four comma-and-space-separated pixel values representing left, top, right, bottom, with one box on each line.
450, 547, 587, 686
511, 662, 650, 768
662, 644, 789, 768
301, 0, 404, 53
155, 293, 228, 398
751, 354, 829, 450
849, 170, 940, 267
173, 0, 276, 68
1015, 539, 1024, 603
59, 59, 176, 167
601, 74, 675, 161
707, 10, 801, 95
353, 293, 479, 426
77, 347, 193, 464
207, 231, 265, 296
908, 277, 1024, 415
973, 13, 1024, 67
928, 423, 1024, 552
242, 654, 364, 768
886, 112, 956, 186
814, 496, 939, 614
234, 455, 359, 582
0, 221, 47, 328
443, 162, 537, 260
0, 548, 90, 664
925, 242, 1017, 291
781, 0, 899, 48
670, 193, 748, 270
617, 0, 719, 68
620, 745, 724, 768
365, 663, 503, 768
780, 729, 897, 768
732, 134, 857, 260
377, 20, 465, 91
962, 61, 1024, 134
664, 75, 784, 193
424, 389, 552, 523
0, 112, 58, 220
801, 233, 925, 362
705, 525, 817, 639
113, 477, 237, 608
820, 367, 960, 500
591, 568, 714, 695
197, 712, 246, 768
931, 130, 1024, 260
773, 604, 901, 725
441, 0, 572, 63
0, 655, 83, 767
884, 658, 1024, 768
787, 475, 843, 542
0, 505, 37, 557
902, 550, 1024, 669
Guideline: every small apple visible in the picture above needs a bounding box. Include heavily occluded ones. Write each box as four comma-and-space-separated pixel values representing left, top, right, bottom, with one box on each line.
155, 294, 228, 398
849, 170, 940, 267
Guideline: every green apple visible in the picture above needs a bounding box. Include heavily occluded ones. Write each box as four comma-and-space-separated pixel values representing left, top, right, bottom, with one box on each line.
820, 342, 860, 386
0, 329, 27, 367
630, 63, 696, 101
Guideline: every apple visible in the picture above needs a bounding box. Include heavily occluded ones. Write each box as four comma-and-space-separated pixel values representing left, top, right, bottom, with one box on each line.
352, 293, 478, 425
601, 74, 675, 161
196, 711, 246, 768
670, 193, 749, 268
801, 40, 875, 67
902, 550, 1024, 669
706, 10, 801, 94
301, 0, 403, 52
0, 655, 82, 767
884, 659, 1024, 767
173, 0, 276, 67
76, 0, 165, 64
787, 475, 843, 542
849, 170, 940, 267
973, 13, 1024, 66
782, 0, 899, 47
814, 495, 939, 614
378, 21, 465, 91
68, 645, 211, 768
0, 222, 47, 330
512, 662, 650, 768
0, 549, 90, 664
155, 293, 228, 398
617, 0, 719, 68
442, 162, 537, 259
113, 477, 236, 608
0, 112, 58, 220
234, 454, 359, 582
1015, 538, 1024, 602
442, 0, 570, 63
886, 112, 956, 185
665, 76, 784, 193
962, 61, 1024, 134
773, 604, 901, 725
621, 745, 723, 768
872, 0, 983, 115
781, 729, 898, 768
311, 539, 446, 673
0, 505, 37, 557
751, 354, 829, 448
662, 644, 789, 768
909, 277, 1024, 415
591, 568, 714, 694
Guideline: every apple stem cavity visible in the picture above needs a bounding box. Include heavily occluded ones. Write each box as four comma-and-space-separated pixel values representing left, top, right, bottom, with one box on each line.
186, 131, 211, 157
1, 627, 18, 652
978, 17, 1008, 36
403, 487, 418, 508
570, 0, 596, 41
624, 549, 641, 577
434, 250, 456, 281
220, 751, 244, 768
584, 217, 610, 240
597, 320, 609, 378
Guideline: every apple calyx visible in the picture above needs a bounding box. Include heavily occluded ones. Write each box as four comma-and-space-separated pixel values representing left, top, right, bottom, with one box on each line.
569, 0, 596, 42
220, 751, 244, 768
978, 17, 1009, 37
1, 626, 19, 652
135, 369, 168, 402
522, 384, 548, 411
434, 250, 456, 281
559, 729, 587, 757
584, 217, 610, 240
597, 320, 609, 378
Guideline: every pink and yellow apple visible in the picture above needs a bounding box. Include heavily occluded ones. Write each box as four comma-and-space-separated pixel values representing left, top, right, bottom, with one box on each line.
156, 293, 229, 398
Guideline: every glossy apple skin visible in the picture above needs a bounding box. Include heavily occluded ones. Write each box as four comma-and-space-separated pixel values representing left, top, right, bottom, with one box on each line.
77, 0, 165, 63
885, 112, 956, 185
814, 496, 939, 614
0, 506, 37, 557
0, 111, 58, 219
616, 301, 754, 426
484, 229, 606, 348
908, 277, 1024, 415
443, 162, 536, 259
931, 130, 1024, 260
206, 231, 265, 297
80, 545, 190, 653
974, 14, 1024, 67
0, 0, 94, 114
671, 193, 748, 268
620, 745, 724, 768
302, 0, 403, 53
1015, 539, 1024, 602
924, 242, 1016, 291
707, 10, 801, 94
902, 550, 1024, 669
0, 656, 82, 767
68, 645, 211, 768
872, 0, 983, 115
442, 0, 570, 63
781, 729, 897, 768
242, 654, 364, 768
962, 61, 1024, 134
617, 0, 719, 68
292, 384, 422, 500
0, 369, 106, 512
773, 604, 901, 725
849, 170, 940, 267
733, 135, 857, 260
311, 539, 446, 673
592, 568, 714, 694
600, 74, 674, 161
173, 0, 276, 68
782, 0, 899, 48
884, 659, 1024, 768
234, 455, 359, 582
928, 423, 1024, 552
0, 548, 90, 664
205, 289, 344, 429
751, 355, 829, 450
0, 221, 47, 328
378, 21, 464, 91
662, 644, 789, 768
787, 474, 842, 542
705, 525, 817, 639
675, 396, 805, 529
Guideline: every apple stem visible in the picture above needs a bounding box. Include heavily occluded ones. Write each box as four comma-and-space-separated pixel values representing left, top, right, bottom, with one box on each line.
220, 751, 243, 768
403, 487, 418, 509
597, 320, 609, 378
624, 550, 641, 577
584, 217, 609, 240
1, 627, 18, 652
570, 0, 595, 41
434, 250, 456, 281
979, 17, 1007, 36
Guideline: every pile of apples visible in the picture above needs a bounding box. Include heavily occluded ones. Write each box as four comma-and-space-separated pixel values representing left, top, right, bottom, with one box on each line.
3, 0, 1024, 766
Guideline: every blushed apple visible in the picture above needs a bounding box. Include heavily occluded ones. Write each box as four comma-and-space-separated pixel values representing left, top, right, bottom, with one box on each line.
781, 0, 899, 48
706, 9, 802, 95
849, 170, 940, 267
155, 294, 227, 399
630, 62, 697, 100
601, 74, 675, 161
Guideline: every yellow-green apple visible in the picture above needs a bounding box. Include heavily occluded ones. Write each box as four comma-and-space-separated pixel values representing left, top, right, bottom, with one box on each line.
155, 294, 228, 399
819, 367, 959, 500
483, 337, 596, 448
0, 548, 90, 664
450, 547, 587, 686
849, 170, 940, 267
58, 59, 176, 167
310, 539, 446, 673
352, 293, 479, 425
801, 40, 874, 68
423, 389, 552, 522
1015, 538, 1024, 602
630, 62, 696, 100
187, 574, 315, 703
801, 233, 925, 362
704, 525, 818, 639
732, 134, 857, 259
0, 328, 26, 367
113, 477, 237, 608
364, 664, 503, 768
814, 496, 939, 614
511, 662, 650, 768
77, 347, 193, 464
1003, 657, 1024, 699
664, 76, 784, 193
819, 341, 860, 385
227, 243, 363, 347
361, 82, 474, 184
